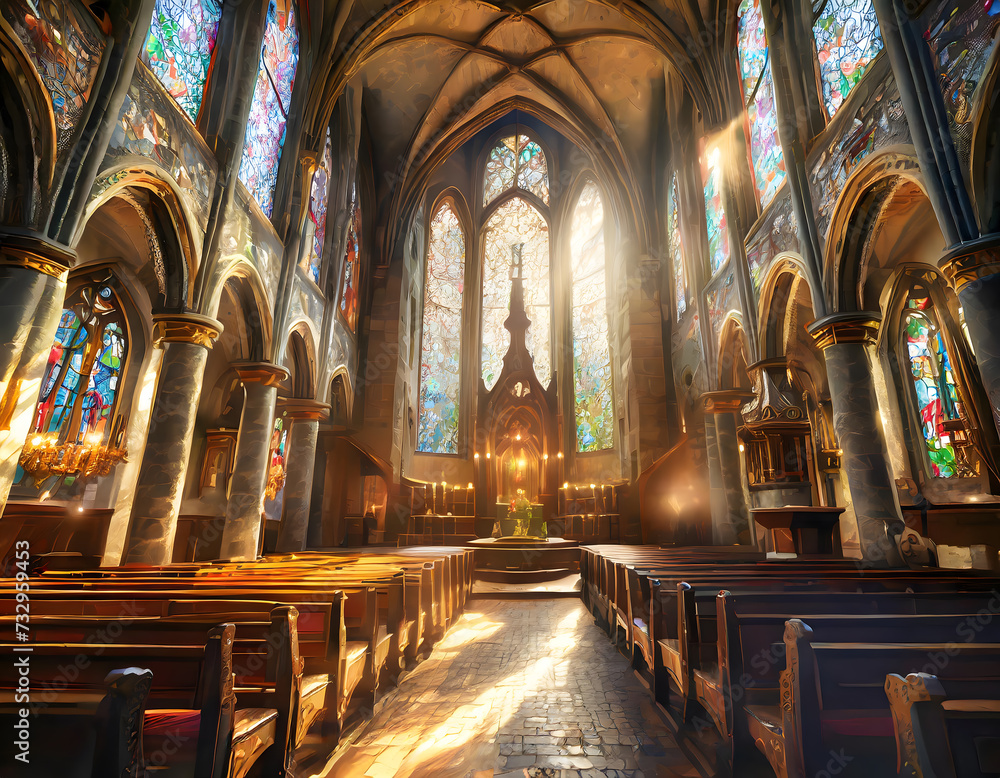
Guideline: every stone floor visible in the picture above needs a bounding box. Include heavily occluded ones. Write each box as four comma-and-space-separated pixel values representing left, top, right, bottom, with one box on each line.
317, 599, 707, 778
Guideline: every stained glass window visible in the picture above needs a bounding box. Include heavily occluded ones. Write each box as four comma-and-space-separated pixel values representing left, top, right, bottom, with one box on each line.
417, 203, 466, 454
738, 0, 785, 207
263, 415, 287, 519
305, 129, 333, 284
813, 0, 883, 117
703, 146, 730, 274
570, 181, 613, 453
142, 0, 222, 122
32, 284, 127, 444
4, 0, 104, 146
237, 0, 299, 217
904, 292, 962, 478
483, 135, 549, 206
481, 197, 550, 390
668, 174, 687, 320
338, 182, 361, 331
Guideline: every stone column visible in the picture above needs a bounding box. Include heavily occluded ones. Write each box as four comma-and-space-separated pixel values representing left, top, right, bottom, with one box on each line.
0, 236, 74, 513
703, 391, 754, 546
275, 399, 329, 552
808, 313, 904, 567
122, 314, 222, 565
219, 363, 288, 561
940, 236, 1000, 433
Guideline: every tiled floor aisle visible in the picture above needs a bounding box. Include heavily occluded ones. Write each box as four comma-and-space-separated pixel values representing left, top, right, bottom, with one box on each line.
319, 599, 706, 778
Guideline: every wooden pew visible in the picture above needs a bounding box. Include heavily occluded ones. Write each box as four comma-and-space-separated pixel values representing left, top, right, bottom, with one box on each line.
0, 606, 312, 773
0, 661, 152, 777
885, 672, 1000, 778
761, 619, 1000, 778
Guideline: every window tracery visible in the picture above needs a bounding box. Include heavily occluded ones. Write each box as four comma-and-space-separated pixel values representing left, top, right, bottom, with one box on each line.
305, 129, 333, 284
902, 289, 965, 479
668, 174, 687, 320
481, 197, 550, 391
338, 181, 361, 331
738, 0, 785, 207
143, 0, 222, 122
237, 0, 299, 216
417, 202, 466, 454
813, 0, 883, 116
570, 181, 613, 452
483, 135, 549, 207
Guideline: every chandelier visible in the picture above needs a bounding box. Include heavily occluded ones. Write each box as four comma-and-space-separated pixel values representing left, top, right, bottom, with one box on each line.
19, 431, 128, 487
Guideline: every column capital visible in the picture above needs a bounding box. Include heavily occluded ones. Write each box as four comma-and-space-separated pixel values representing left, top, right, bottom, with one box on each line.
939, 234, 1000, 293
807, 312, 882, 350
702, 390, 755, 413
0, 233, 76, 279
234, 361, 289, 387
152, 313, 223, 349
278, 397, 331, 420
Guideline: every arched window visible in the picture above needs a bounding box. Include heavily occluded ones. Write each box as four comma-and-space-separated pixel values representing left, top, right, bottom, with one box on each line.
305, 128, 333, 284
338, 181, 361, 331
417, 202, 466, 454
902, 288, 966, 478
481, 197, 550, 390
237, 0, 299, 217
483, 134, 550, 207
812, 0, 882, 117
738, 0, 785, 207
31, 283, 128, 445
668, 173, 687, 320
143, 0, 223, 122
570, 180, 613, 452
703, 145, 730, 274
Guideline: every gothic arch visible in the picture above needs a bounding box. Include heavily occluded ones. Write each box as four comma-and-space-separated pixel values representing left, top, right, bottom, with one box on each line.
0, 26, 56, 226
284, 323, 317, 399
717, 314, 750, 391
76, 179, 197, 311
822, 148, 928, 312
206, 260, 273, 361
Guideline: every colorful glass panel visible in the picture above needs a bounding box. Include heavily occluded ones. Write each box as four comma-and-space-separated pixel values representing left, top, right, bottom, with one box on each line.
306, 129, 333, 284
143, 0, 222, 122
237, 0, 299, 217
4, 0, 104, 145
668, 174, 686, 320
33, 285, 127, 443
417, 203, 466, 454
738, 0, 785, 207
703, 146, 730, 274
483, 135, 549, 206
571, 181, 613, 453
904, 295, 961, 478
263, 416, 287, 519
338, 183, 361, 331
921, 0, 1000, 165
813, 0, 883, 116
481, 197, 550, 390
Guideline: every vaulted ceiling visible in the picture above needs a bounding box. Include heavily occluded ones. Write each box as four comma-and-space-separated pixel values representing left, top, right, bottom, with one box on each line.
306, 0, 738, 237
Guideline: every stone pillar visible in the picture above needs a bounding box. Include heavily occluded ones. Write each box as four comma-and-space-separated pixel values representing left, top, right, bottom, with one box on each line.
940, 236, 1000, 433
122, 314, 222, 565
703, 391, 754, 546
0, 236, 74, 513
275, 399, 329, 552
219, 363, 288, 561
808, 313, 904, 567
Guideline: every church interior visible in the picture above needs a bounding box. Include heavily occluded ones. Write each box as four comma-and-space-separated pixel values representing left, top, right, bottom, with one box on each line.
2, 0, 1000, 776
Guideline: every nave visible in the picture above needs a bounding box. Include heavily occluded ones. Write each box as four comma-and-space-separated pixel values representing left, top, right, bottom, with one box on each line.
325, 599, 700, 778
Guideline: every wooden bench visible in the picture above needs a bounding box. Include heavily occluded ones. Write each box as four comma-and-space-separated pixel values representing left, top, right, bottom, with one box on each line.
885, 672, 1000, 778
763, 619, 1000, 778
0, 660, 152, 777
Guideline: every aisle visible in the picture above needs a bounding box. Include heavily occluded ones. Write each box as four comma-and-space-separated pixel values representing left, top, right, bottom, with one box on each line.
318, 599, 704, 778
